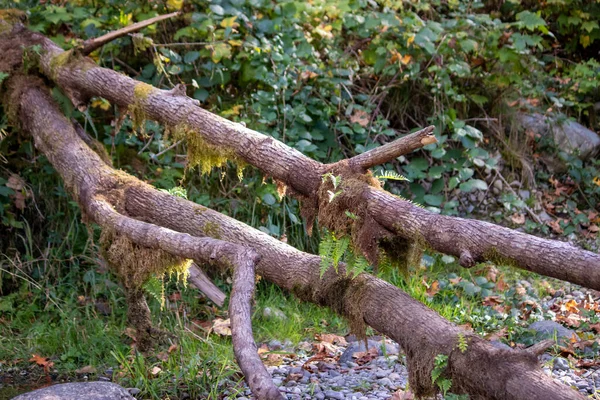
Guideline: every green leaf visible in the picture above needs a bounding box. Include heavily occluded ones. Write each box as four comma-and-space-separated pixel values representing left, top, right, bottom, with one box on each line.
261, 193, 276, 205
211, 43, 232, 63
424, 194, 443, 206
459, 179, 488, 192
184, 51, 200, 63
516, 11, 546, 32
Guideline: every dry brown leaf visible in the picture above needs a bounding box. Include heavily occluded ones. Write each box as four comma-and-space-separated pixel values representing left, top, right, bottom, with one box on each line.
391, 389, 415, 400
511, 213, 525, 225
426, 281, 440, 297
156, 352, 169, 362
168, 344, 178, 353
350, 110, 369, 127
75, 365, 96, 374
212, 318, 232, 336
29, 354, 54, 372
151, 366, 162, 375
316, 333, 347, 346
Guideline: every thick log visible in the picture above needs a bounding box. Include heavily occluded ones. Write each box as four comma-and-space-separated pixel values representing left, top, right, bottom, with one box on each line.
10, 24, 599, 291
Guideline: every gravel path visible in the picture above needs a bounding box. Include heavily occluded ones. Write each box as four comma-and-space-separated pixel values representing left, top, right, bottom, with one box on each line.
225, 335, 600, 399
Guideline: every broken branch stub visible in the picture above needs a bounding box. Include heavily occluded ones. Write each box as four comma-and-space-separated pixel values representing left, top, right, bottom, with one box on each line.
346, 125, 437, 172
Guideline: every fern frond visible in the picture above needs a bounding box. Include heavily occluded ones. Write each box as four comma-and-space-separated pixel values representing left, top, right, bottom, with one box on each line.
333, 236, 350, 268
143, 275, 165, 308
375, 170, 409, 182
319, 232, 336, 278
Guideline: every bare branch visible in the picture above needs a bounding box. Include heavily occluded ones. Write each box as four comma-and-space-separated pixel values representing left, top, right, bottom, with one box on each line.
80, 11, 181, 56
188, 263, 226, 307
347, 125, 437, 172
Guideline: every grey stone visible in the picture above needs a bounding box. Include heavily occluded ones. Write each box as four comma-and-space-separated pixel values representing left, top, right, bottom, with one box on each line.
12, 382, 135, 400
518, 190, 530, 200
324, 390, 345, 400
528, 321, 578, 344
517, 113, 600, 169
315, 393, 326, 400
375, 369, 390, 379
268, 339, 283, 350
553, 357, 570, 371
378, 378, 392, 386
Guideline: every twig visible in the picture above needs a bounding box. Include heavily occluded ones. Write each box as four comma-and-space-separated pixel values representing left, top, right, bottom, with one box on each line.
153, 139, 183, 158
495, 170, 543, 225
80, 11, 181, 56
347, 125, 436, 172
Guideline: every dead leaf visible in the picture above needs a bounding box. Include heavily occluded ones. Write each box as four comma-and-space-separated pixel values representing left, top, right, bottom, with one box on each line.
316, 333, 347, 346
29, 354, 54, 372
354, 347, 378, 365
350, 110, 369, 127
511, 213, 525, 225
426, 281, 440, 297
6, 174, 25, 191
391, 388, 415, 400
156, 352, 169, 361
75, 365, 96, 374
6, 174, 28, 210
150, 366, 162, 375
212, 318, 231, 336
168, 344, 178, 353
562, 299, 580, 314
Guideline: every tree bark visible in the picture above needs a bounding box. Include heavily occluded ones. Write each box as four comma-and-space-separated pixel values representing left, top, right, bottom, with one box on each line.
8, 24, 598, 291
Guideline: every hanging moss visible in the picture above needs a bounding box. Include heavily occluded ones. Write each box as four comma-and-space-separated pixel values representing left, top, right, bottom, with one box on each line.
100, 229, 191, 290
127, 82, 156, 133
167, 123, 244, 177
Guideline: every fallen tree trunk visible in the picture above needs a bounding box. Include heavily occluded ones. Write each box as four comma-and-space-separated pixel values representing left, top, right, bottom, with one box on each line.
9, 23, 598, 290
1, 50, 585, 400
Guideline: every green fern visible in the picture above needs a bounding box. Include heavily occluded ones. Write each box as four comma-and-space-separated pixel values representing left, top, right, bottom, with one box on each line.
457, 333, 468, 353
319, 232, 336, 277
142, 275, 165, 308
332, 236, 350, 267
349, 253, 369, 278
319, 230, 372, 278
375, 170, 409, 182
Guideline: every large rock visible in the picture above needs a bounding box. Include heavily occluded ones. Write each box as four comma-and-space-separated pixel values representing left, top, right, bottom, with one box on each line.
528, 320, 578, 345
12, 382, 135, 400
517, 113, 600, 163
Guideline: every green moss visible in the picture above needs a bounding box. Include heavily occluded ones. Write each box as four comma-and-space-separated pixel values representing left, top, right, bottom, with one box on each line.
169, 123, 242, 176
48, 50, 72, 80
202, 221, 221, 239
128, 82, 156, 132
